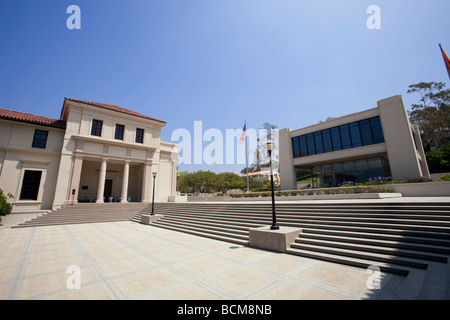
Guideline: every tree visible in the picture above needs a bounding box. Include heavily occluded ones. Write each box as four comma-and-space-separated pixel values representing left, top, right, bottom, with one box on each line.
407, 81, 450, 150
216, 172, 246, 194
425, 142, 450, 173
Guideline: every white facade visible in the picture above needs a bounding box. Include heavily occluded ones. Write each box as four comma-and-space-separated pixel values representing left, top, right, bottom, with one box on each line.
0, 98, 179, 212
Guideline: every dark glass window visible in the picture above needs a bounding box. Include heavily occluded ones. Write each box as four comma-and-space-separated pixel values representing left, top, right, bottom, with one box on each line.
370, 117, 384, 143
291, 116, 385, 159
349, 122, 362, 148
306, 133, 315, 155
340, 124, 352, 149
32, 130, 48, 149
299, 136, 307, 157
314, 132, 324, 154
19, 170, 42, 200
359, 119, 373, 146
292, 137, 300, 158
115, 124, 125, 140
331, 127, 342, 151
135, 128, 144, 143
322, 129, 333, 153
91, 119, 103, 137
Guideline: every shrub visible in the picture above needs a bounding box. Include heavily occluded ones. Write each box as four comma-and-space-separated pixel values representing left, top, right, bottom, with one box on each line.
437, 174, 450, 181
0, 189, 14, 217
400, 177, 433, 183
229, 186, 395, 198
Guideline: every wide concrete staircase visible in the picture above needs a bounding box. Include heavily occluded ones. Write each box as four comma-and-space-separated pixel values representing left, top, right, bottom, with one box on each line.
132, 201, 450, 276
12, 203, 148, 228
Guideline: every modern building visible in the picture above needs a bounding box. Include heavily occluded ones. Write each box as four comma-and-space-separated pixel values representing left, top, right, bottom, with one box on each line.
0, 98, 179, 212
279, 95, 430, 190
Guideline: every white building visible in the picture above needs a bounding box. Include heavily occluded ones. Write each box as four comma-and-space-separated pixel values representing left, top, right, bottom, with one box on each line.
0, 98, 179, 212
279, 95, 429, 190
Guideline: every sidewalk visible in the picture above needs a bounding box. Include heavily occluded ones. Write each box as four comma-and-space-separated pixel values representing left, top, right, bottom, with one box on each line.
1, 219, 445, 300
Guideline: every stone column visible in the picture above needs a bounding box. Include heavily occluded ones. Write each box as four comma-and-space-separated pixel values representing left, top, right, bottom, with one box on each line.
120, 161, 130, 203
96, 159, 107, 203
69, 156, 83, 205
141, 161, 153, 203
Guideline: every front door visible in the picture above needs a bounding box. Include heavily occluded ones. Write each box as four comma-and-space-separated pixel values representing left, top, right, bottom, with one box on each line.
104, 179, 113, 200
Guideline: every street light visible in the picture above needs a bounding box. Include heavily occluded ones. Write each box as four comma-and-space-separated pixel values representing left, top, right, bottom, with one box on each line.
266, 141, 279, 230
151, 171, 157, 216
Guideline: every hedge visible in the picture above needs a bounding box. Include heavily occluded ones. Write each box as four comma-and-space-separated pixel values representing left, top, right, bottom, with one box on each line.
230, 186, 395, 198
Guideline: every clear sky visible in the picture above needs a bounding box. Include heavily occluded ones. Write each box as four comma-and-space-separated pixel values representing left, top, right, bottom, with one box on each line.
1, 0, 449, 174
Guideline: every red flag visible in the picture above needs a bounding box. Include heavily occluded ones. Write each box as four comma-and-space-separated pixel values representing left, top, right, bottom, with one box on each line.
439, 44, 450, 80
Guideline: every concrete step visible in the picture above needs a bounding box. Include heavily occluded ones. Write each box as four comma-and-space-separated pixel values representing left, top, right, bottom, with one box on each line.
153, 216, 250, 240
299, 230, 450, 254
12, 203, 147, 228
294, 237, 448, 263
289, 242, 429, 270
138, 210, 450, 230
148, 223, 249, 246
300, 228, 450, 247
156, 217, 253, 236
286, 247, 411, 276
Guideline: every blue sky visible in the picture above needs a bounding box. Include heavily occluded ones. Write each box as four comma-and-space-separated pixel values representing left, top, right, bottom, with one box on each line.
1, 0, 449, 174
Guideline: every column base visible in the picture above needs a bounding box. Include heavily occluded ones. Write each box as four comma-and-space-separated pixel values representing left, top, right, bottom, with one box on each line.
249, 226, 302, 253
141, 214, 164, 225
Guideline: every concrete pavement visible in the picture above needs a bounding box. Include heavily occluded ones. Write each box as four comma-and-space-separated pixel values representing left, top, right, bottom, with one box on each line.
1, 218, 446, 300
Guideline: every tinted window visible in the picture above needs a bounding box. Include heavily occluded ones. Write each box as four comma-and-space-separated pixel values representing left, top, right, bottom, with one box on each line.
359, 119, 373, 145
135, 128, 144, 143
340, 124, 352, 149
299, 136, 307, 157
370, 117, 384, 143
115, 124, 125, 140
91, 119, 103, 137
292, 137, 300, 158
314, 132, 324, 154
331, 127, 342, 151
32, 130, 48, 149
322, 129, 333, 153
349, 122, 362, 147
306, 133, 315, 155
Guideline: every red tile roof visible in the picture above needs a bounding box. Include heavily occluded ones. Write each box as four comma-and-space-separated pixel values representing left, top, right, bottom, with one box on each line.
65, 98, 166, 124
0, 107, 66, 129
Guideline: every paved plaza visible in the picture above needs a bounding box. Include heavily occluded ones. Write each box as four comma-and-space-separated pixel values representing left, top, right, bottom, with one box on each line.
1, 218, 446, 301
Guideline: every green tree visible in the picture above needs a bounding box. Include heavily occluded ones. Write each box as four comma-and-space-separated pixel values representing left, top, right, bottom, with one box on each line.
216, 172, 246, 194
407, 81, 450, 149
425, 143, 450, 173
188, 170, 217, 193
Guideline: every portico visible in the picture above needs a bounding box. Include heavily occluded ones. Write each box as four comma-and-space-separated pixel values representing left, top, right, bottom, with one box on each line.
49, 97, 179, 210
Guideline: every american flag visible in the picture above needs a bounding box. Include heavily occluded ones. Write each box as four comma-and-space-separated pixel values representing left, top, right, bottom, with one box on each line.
239, 123, 246, 144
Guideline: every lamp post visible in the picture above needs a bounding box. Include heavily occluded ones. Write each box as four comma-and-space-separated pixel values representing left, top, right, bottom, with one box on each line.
151, 171, 157, 216
266, 141, 279, 230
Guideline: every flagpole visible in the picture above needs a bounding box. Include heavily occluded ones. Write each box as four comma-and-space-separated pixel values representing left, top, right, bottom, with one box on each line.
245, 120, 249, 192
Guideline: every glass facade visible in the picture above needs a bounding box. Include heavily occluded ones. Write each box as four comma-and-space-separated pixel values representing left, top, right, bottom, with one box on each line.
295, 157, 391, 188
292, 116, 385, 158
